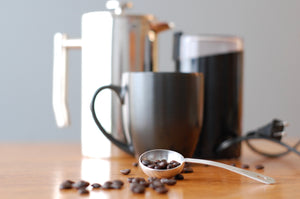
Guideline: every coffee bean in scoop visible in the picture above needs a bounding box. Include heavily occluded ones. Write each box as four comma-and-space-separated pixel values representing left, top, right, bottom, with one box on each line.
142, 159, 181, 170
141, 159, 153, 166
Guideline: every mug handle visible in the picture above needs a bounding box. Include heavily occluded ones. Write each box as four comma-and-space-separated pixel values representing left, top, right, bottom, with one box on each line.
90, 85, 134, 155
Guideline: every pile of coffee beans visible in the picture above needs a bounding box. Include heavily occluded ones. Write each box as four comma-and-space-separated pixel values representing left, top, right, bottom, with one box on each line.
141, 159, 181, 170
128, 175, 183, 194
59, 176, 185, 195
59, 160, 193, 195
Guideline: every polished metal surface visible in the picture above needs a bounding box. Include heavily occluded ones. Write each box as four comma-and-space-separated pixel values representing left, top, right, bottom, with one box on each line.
111, 14, 159, 142
139, 149, 185, 178
139, 149, 276, 184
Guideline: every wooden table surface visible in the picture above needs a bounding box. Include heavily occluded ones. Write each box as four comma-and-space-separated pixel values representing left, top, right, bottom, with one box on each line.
0, 140, 299, 199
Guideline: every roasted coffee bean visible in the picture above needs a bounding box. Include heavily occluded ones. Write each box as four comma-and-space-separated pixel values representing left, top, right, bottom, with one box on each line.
111, 180, 124, 189
155, 186, 169, 194
147, 164, 155, 169
174, 174, 184, 180
171, 160, 181, 167
181, 167, 194, 173
241, 164, 250, 169
120, 168, 131, 175
255, 164, 264, 170
184, 162, 191, 167
129, 177, 137, 183
142, 159, 181, 170
112, 180, 124, 186
111, 183, 122, 189
160, 178, 169, 184
102, 181, 113, 189
65, 180, 75, 184
148, 177, 158, 183
72, 180, 90, 189
132, 177, 146, 184
139, 180, 150, 187
132, 162, 138, 167
150, 180, 165, 190
59, 180, 74, 190
130, 183, 145, 194
127, 177, 134, 183
91, 183, 101, 189
78, 188, 89, 195
167, 164, 174, 169
161, 178, 177, 185
128, 177, 149, 187
157, 161, 168, 169
141, 159, 153, 166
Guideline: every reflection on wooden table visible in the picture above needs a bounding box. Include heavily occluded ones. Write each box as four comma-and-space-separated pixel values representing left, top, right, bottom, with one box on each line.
0, 139, 299, 199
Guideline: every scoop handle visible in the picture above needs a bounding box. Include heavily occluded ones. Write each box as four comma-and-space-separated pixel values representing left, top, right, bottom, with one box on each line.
184, 158, 275, 185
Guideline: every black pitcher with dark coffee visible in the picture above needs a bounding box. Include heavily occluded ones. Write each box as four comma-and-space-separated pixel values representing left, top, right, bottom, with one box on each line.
173, 32, 244, 159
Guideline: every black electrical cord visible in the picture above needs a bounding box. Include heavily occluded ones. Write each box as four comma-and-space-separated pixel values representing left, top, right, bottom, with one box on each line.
245, 137, 300, 158
216, 119, 300, 158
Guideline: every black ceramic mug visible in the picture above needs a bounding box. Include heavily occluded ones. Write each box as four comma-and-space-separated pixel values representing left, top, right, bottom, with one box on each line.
90, 72, 204, 157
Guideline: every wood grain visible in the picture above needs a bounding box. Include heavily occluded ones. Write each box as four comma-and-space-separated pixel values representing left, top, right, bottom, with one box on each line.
0, 140, 299, 199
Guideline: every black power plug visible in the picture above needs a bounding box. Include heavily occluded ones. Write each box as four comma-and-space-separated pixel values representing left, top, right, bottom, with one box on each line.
216, 119, 300, 158
255, 119, 287, 141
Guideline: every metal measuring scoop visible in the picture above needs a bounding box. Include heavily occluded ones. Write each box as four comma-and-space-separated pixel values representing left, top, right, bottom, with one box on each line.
139, 149, 275, 184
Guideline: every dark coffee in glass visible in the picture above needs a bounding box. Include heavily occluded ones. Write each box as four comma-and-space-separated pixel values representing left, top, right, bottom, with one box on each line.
174, 33, 243, 159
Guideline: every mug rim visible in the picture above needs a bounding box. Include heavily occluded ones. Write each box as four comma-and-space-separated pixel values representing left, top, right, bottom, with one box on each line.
123, 71, 203, 78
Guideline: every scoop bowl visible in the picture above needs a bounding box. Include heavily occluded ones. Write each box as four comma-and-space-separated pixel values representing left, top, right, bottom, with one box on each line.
139, 149, 276, 184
